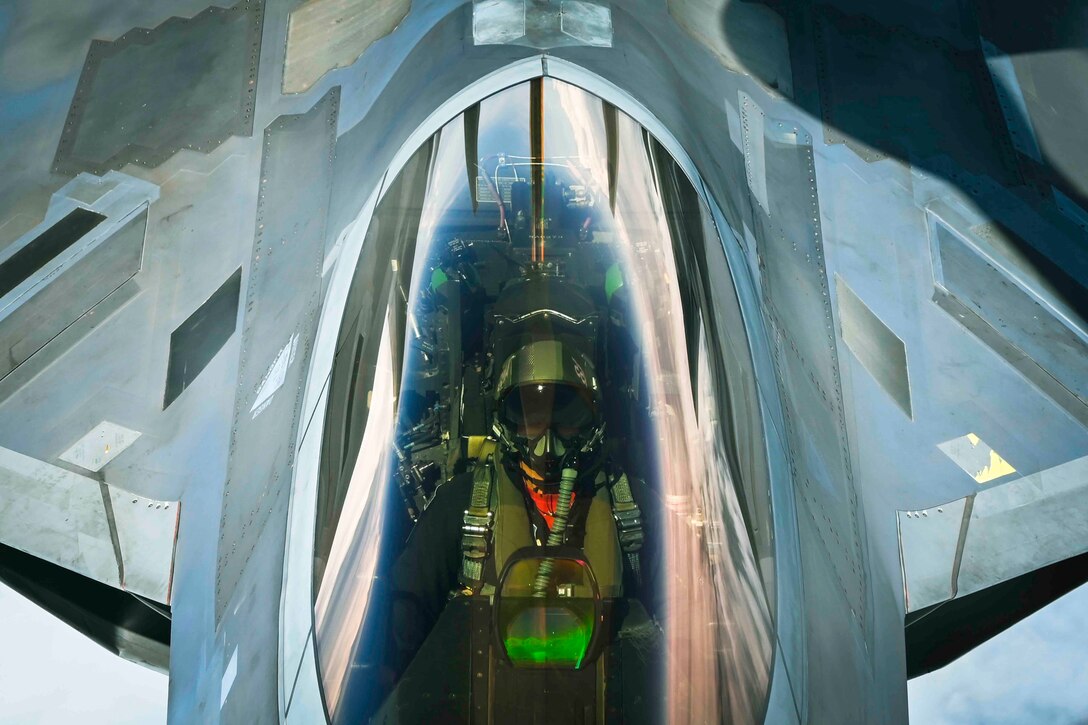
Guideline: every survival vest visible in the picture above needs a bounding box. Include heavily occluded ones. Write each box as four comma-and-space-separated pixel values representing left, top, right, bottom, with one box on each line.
458, 453, 644, 595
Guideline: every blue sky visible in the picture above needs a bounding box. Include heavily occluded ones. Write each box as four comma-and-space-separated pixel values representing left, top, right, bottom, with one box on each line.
1, 580, 1086, 722
908, 582, 1088, 724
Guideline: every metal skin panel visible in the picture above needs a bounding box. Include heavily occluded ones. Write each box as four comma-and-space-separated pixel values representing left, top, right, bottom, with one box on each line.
59, 421, 143, 473
932, 220, 1088, 407
215, 88, 339, 622
980, 39, 1042, 164
899, 454, 1088, 612
163, 268, 243, 409
669, 0, 793, 99
957, 455, 1088, 597
283, 0, 411, 94
836, 275, 912, 418
473, 0, 526, 45
0, 168, 158, 387
0, 208, 104, 298
0, 445, 179, 603
926, 201, 1088, 429
472, 0, 613, 49
109, 488, 181, 604
1053, 186, 1088, 236
0, 278, 142, 407
53, 0, 265, 176
740, 97, 872, 686
194, 83, 340, 725
0, 0, 244, 252
557, 0, 612, 46
897, 501, 966, 611
0, 446, 120, 589
0, 209, 146, 381
813, 4, 1018, 177
975, 4, 1088, 218
740, 92, 770, 215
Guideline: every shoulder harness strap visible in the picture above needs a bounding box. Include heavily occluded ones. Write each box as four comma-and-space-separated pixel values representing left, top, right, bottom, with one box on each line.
460, 454, 496, 592
609, 470, 644, 585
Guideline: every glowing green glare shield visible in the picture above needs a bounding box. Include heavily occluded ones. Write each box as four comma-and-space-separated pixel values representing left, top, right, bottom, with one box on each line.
499, 599, 595, 668
494, 548, 603, 669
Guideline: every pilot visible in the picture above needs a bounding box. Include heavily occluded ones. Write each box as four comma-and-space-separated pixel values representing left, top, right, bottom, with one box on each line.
386, 335, 651, 683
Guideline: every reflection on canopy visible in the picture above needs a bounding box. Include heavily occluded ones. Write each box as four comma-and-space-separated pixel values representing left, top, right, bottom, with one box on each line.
313, 78, 774, 724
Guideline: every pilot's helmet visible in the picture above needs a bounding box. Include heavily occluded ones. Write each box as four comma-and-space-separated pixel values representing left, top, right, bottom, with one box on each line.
493, 339, 604, 483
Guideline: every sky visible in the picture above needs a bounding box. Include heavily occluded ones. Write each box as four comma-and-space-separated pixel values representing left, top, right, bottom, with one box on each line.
908, 582, 1088, 724
1, 580, 1087, 722
0, 582, 166, 724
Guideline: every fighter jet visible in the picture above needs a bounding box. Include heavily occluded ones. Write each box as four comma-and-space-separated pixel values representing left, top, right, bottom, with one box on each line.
1, 0, 1086, 722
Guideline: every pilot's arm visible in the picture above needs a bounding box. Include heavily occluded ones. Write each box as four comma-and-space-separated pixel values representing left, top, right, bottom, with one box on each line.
388, 473, 473, 673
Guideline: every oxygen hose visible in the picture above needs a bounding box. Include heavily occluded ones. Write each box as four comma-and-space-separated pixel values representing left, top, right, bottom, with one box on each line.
531, 466, 578, 596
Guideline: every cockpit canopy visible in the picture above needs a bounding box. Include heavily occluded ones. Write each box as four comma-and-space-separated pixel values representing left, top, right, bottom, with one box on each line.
311, 77, 776, 725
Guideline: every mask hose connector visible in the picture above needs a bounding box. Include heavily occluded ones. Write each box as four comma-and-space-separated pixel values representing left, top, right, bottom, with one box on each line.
531, 466, 578, 596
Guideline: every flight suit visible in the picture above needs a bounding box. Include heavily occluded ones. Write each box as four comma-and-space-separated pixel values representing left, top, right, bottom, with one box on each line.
381, 454, 662, 724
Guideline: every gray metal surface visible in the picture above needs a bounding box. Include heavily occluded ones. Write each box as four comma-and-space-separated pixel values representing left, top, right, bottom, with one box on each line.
897, 500, 966, 612
980, 39, 1042, 164
0, 213, 145, 384
164, 268, 242, 408
990, 31, 1088, 212
957, 455, 1088, 597
109, 487, 181, 603
53, 0, 264, 175
215, 88, 339, 621
743, 94, 870, 644
0, 0, 242, 251
473, 0, 612, 48
928, 203, 1088, 427
0, 208, 104, 298
0, 445, 179, 603
0, 172, 157, 383
1054, 187, 1088, 235
812, 4, 1016, 177
900, 454, 1088, 612
0, 446, 120, 589
837, 275, 912, 418
669, 0, 792, 98
0, 6, 271, 723
283, 0, 411, 94
59, 421, 143, 473
740, 92, 770, 215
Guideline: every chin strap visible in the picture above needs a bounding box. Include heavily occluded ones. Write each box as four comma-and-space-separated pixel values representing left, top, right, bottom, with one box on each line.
460, 454, 496, 593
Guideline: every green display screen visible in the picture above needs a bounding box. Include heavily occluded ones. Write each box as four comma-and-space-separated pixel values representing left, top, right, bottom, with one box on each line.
499, 600, 595, 669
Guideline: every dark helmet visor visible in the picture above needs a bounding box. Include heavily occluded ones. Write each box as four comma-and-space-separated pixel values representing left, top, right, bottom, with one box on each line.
500, 383, 596, 439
